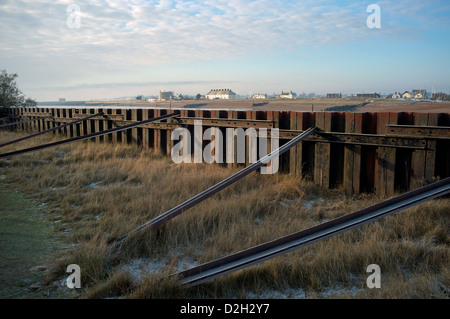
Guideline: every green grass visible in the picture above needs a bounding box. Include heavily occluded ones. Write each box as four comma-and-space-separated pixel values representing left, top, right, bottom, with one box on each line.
0, 188, 78, 298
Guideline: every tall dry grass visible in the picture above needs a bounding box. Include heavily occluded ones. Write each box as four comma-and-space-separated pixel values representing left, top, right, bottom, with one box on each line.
0, 129, 448, 299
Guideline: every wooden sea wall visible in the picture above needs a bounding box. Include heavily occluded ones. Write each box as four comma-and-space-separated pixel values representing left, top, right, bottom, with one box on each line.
2, 107, 450, 195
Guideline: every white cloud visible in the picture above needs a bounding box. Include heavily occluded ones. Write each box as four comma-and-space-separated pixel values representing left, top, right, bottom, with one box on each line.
0, 0, 449, 99
0, 0, 382, 65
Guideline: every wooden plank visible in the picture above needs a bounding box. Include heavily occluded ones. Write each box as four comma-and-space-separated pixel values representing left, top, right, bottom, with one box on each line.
344, 113, 355, 193
244, 111, 252, 166
353, 113, 363, 194
173, 117, 273, 129
66, 109, 73, 137
343, 113, 363, 194
425, 114, 438, 183
153, 109, 161, 151
94, 109, 101, 142
131, 109, 138, 145
103, 109, 109, 142
85, 109, 93, 140
289, 111, 298, 176
265, 111, 274, 174
142, 109, 149, 148
376, 112, 398, 196
111, 109, 119, 142
296, 112, 304, 177
166, 110, 174, 156
411, 113, 428, 189
79, 109, 86, 136
314, 112, 332, 188
227, 111, 237, 168
386, 125, 450, 138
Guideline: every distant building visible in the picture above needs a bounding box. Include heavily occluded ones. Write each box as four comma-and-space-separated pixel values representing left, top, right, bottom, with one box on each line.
357, 93, 380, 99
159, 91, 174, 101
59, 98, 66, 103
410, 89, 427, 99
392, 92, 401, 99
402, 91, 412, 99
326, 93, 342, 98
412, 89, 427, 97
277, 91, 297, 99
252, 94, 267, 99
205, 89, 237, 100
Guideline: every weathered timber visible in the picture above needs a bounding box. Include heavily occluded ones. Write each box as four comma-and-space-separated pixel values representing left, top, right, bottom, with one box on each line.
4, 107, 450, 195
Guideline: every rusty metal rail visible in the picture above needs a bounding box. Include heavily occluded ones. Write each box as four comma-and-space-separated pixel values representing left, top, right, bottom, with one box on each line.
0, 112, 104, 149
173, 176, 450, 287
0, 113, 179, 159
116, 126, 318, 242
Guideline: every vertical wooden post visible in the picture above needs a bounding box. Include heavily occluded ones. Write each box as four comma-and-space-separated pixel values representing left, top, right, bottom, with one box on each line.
85, 109, 92, 140
425, 114, 438, 184
289, 111, 298, 176
37, 108, 42, 133
344, 113, 363, 194
122, 109, 128, 144
166, 109, 175, 156
376, 112, 398, 196
153, 109, 161, 151
94, 109, 101, 142
289, 111, 307, 178
66, 109, 72, 137
411, 113, 428, 189
30, 108, 35, 130
51, 109, 57, 133
314, 112, 332, 188
103, 109, 109, 143
210, 110, 219, 163
111, 109, 119, 143
60, 109, 65, 135
77, 109, 82, 137
142, 109, 149, 148
226, 111, 237, 167
131, 109, 138, 145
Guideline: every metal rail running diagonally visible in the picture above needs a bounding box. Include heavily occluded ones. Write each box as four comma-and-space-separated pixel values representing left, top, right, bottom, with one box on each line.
0, 113, 179, 159
173, 176, 450, 287
116, 126, 318, 242
0, 112, 104, 149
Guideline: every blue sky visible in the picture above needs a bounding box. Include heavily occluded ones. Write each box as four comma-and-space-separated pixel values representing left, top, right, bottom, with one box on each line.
0, 0, 449, 101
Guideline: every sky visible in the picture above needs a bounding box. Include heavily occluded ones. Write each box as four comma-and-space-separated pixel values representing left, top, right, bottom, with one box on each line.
1, 0, 449, 101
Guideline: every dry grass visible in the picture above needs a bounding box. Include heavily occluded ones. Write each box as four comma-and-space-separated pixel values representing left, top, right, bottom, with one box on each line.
0, 129, 448, 299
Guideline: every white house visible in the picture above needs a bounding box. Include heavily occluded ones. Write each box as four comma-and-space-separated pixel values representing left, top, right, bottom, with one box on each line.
205, 89, 237, 100
252, 94, 267, 99
277, 91, 297, 99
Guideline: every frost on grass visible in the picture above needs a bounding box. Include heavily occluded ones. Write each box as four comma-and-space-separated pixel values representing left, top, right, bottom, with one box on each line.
245, 284, 361, 299
86, 182, 102, 189
119, 255, 199, 285
245, 287, 307, 299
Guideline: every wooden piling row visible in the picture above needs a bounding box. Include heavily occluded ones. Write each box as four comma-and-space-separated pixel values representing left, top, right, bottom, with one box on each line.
4, 107, 450, 195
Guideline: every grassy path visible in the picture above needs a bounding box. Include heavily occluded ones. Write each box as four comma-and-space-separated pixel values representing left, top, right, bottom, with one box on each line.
0, 187, 64, 298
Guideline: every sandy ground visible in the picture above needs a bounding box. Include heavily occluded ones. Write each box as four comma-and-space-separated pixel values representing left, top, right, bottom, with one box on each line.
84, 98, 450, 113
